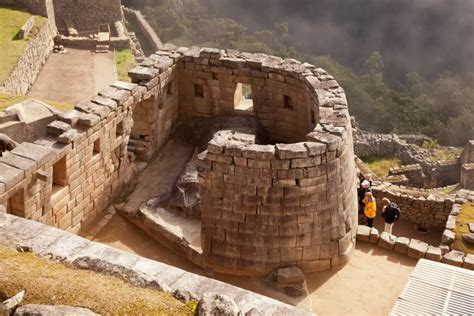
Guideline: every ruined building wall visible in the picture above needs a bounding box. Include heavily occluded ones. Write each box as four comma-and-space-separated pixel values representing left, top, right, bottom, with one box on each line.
0, 82, 140, 233
52, 0, 123, 33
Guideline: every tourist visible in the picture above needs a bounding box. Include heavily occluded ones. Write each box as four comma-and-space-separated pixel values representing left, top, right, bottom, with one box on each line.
363, 191, 377, 228
358, 179, 371, 213
381, 198, 401, 235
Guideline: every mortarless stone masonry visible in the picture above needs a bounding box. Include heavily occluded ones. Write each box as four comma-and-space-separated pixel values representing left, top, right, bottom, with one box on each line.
1, 46, 358, 276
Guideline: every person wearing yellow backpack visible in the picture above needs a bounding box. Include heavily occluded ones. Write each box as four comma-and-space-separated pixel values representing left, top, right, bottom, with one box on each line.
363, 191, 377, 228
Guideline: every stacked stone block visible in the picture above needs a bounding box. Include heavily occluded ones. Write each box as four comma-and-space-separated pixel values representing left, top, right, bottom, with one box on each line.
389, 164, 425, 188
371, 184, 454, 229
52, 0, 122, 34
0, 80, 140, 233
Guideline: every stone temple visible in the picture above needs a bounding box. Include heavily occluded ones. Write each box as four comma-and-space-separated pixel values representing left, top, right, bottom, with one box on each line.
0, 46, 358, 276
1, 0, 473, 314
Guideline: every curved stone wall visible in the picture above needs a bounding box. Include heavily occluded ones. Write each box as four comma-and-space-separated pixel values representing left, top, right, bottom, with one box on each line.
185, 49, 358, 275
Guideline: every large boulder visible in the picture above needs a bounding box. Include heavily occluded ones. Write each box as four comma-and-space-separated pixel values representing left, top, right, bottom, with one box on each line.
0, 290, 24, 315
13, 304, 98, 315
198, 293, 241, 316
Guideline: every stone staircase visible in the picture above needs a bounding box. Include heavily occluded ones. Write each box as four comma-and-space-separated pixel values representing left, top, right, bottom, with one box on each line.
95, 31, 110, 53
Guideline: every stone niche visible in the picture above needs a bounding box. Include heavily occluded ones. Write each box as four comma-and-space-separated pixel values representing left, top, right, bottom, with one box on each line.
127, 47, 359, 276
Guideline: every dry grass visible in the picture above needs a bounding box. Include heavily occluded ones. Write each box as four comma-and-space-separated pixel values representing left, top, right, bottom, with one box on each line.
0, 93, 73, 112
0, 245, 194, 315
452, 203, 474, 255
0, 5, 45, 84
364, 155, 401, 177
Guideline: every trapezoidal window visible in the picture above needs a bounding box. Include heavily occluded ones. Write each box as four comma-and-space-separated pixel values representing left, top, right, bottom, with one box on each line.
194, 84, 204, 98
93, 138, 101, 156
284, 95, 294, 110
116, 121, 124, 137
167, 82, 173, 96
234, 83, 254, 112
52, 156, 67, 196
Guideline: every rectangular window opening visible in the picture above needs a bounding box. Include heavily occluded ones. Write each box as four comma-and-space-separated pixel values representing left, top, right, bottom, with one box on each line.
93, 138, 101, 155
194, 84, 204, 98
311, 110, 316, 125
234, 83, 254, 112
284, 95, 294, 110
167, 82, 173, 96
52, 156, 67, 195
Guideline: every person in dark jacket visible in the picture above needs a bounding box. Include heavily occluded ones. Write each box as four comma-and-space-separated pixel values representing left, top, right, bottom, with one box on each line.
381, 198, 401, 234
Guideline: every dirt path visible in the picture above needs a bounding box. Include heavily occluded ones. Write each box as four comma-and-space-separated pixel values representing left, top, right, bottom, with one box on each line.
28, 49, 116, 105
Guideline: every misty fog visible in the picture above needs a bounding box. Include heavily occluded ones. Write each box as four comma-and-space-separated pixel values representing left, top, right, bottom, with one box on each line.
201, 0, 474, 82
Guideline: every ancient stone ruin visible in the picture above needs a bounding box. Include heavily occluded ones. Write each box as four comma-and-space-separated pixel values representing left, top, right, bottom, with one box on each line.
0, 45, 358, 276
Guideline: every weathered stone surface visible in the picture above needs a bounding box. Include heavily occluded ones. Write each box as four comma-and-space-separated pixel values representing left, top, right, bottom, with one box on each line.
378, 232, 396, 250
0, 162, 24, 191
407, 239, 429, 259
47, 120, 71, 137
173, 289, 197, 303
442, 229, 456, 245
198, 293, 241, 316
13, 304, 98, 316
369, 228, 380, 243
275, 143, 308, 159
425, 246, 442, 262
11, 142, 53, 166
0, 213, 311, 315
276, 266, 305, 285
462, 233, 474, 246
463, 254, 474, 270
356, 225, 371, 242
442, 250, 465, 267
0, 290, 25, 315
128, 66, 160, 80
0, 152, 36, 176
394, 237, 410, 254
469, 223, 474, 233
57, 129, 79, 144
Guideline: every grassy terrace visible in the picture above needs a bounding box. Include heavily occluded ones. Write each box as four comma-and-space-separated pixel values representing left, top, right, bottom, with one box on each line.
364, 155, 401, 177
115, 48, 135, 82
452, 203, 474, 255
0, 93, 73, 112
0, 245, 196, 315
0, 5, 45, 84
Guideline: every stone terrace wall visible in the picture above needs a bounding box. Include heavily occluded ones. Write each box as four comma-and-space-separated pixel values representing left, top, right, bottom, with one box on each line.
0, 0, 56, 31
0, 81, 141, 233
53, 0, 122, 34
371, 183, 454, 229
1, 20, 55, 95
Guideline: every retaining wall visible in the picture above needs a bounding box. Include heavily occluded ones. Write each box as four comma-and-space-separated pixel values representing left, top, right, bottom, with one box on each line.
123, 7, 162, 54
371, 183, 454, 229
1, 20, 55, 95
53, 0, 122, 34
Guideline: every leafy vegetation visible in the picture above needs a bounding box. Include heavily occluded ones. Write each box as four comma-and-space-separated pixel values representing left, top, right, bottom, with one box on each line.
0, 245, 192, 315
0, 93, 73, 112
0, 5, 45, 84
125, 0, 474, 147
364, 155, 401, 177
452, 203, 474, 255
115, 49, 135, 82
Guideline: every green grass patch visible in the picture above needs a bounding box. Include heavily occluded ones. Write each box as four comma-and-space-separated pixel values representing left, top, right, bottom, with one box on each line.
0, 93, 73, 112
364, 155, 401, 177
452, 203, 474, 255
0, 5, 45, 84
115, 49, 135, 82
